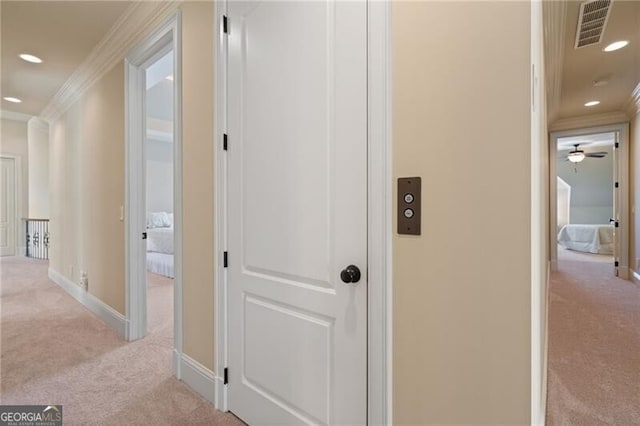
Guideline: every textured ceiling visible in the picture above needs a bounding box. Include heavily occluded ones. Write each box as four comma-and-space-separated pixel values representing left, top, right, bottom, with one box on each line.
557, 0, 640, 119
1, 1, 131, 116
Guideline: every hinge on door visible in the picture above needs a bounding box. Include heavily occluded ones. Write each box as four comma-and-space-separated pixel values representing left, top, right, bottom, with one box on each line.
615, 142, 619, 148
615, 261, 619, 267
615, 182, 619, 188
615, 221, 619, 228
223, 15, 228, 34
142, 232, 147, 240
223, 251, 228, 267
223, 133, 228, 151
224, 367, 229, 384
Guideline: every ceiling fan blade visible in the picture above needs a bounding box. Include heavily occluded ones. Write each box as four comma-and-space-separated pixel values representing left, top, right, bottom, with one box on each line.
585, 153, 607, 158
586, 151, 607, 156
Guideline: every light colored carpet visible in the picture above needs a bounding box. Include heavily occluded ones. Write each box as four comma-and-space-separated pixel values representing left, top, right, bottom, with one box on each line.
546, 259, 640, 425
0, 256, 242, 426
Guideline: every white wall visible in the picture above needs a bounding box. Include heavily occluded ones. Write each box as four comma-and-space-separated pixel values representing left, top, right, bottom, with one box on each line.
27, 117, 50, 219
557, 177, 571, 230
146, 138, 173, 214
145, 49, 173, 216
557, 145, 614, 224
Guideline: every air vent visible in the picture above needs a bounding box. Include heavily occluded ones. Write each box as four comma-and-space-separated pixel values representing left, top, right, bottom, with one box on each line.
574, 0, 613, 48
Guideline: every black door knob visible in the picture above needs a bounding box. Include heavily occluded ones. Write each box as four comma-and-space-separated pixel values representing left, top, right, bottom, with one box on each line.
340, 265, 361, 284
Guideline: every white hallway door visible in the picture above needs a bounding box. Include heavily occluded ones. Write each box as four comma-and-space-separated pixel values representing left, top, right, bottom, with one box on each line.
0, 157, 17, 256
227, 1, 368, 424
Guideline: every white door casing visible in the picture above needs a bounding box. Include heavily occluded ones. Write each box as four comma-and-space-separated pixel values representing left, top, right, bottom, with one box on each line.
613, 131, 620, 274
0, 157, 17, 257
549, 123, 630, 278
125, 12, 183, 365
226, 1, 368, 424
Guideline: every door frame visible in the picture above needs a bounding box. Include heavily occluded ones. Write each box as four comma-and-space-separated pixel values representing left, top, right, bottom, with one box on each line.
212, 1, 393, 423
124, 10, 184, 372
549, 122, 630, 277
0, 155, 21, 257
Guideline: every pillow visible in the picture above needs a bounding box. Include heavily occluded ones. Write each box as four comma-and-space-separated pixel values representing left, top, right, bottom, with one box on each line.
147, 212, 171, 228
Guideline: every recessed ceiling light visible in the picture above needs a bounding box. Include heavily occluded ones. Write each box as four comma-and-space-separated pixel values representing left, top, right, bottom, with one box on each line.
165, 75, 174, 81
3, 97, 22, 103
19, 53, 43, 63
584, 100, 600, 107
603, 40, 629, 52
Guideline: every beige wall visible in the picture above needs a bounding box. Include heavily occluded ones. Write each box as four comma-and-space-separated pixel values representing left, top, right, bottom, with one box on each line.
48, 2, 215, 370
27, 118, 50, 219
181, 1, 215, 371
1, 118, 29, 221
392, 2, 531, 424
49, 63, 126, 313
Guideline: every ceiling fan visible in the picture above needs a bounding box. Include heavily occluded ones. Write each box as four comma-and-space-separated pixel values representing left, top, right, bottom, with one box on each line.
566, 144, 607, 163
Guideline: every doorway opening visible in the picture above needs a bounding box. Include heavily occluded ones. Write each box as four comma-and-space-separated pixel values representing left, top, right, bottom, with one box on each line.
144, 49, 176, 340
555, 131, 616, 268
125, 13, 182, 360
549, 124, 629, 278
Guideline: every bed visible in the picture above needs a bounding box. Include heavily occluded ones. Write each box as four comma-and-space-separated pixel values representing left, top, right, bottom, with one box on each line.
146, 212, 174, 278
557, 224, 614, 255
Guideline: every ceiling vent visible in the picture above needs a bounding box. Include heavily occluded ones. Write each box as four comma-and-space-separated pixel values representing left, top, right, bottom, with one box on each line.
574, 0, 613, 49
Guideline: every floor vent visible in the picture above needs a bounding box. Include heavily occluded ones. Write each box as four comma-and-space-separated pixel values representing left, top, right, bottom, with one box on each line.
574, 0, 613, 49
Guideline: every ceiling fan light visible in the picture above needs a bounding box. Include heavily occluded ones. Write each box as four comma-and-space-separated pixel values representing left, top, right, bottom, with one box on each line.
568, 152, 585, 163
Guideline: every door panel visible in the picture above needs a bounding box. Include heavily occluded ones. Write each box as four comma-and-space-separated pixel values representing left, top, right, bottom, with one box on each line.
0, 158, 16, 256
227, 1, 367, 424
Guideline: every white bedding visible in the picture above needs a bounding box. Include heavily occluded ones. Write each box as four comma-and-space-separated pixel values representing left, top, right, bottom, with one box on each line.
147, 252, 174, 278
147, 228, 174, 254
557, 224, 614, 255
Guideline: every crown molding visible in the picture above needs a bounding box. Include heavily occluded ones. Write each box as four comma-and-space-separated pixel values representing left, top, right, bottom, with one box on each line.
549, 111, 630, 132
28, 117, 49, 133
543, 0, 567, 124
1, 109, 32, 122
624, 82, 640, 118
40, 1, 182, 124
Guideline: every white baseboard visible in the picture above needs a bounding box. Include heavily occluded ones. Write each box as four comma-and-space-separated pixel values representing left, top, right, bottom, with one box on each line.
179, 353, 221, 405
48, 268, 127, 338
632, 270, 640, 288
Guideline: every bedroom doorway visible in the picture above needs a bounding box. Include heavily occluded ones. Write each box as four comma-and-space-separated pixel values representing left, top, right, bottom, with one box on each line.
125, 13, 183, 358
549, 124, 629, 277
144, 49, 176, 341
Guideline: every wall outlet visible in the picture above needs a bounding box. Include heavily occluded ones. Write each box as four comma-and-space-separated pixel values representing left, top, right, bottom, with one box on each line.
80, 271, 88, 291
